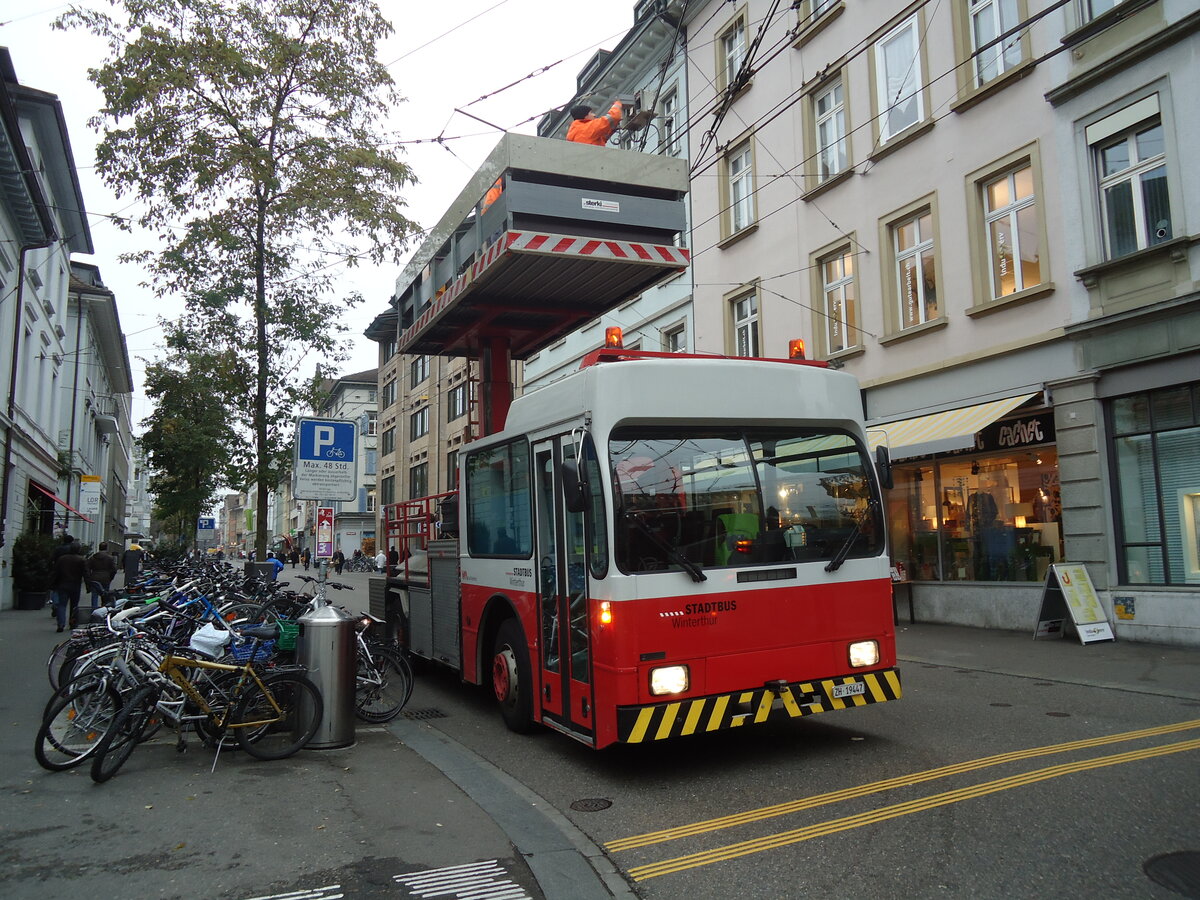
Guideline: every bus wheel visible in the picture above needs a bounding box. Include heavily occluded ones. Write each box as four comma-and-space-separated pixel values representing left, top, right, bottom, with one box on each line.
492, 619, 533, 733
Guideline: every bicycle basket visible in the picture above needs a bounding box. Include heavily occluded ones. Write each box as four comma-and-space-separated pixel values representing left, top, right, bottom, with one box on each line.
277, 621, 298, 651
229, 639, 276, 662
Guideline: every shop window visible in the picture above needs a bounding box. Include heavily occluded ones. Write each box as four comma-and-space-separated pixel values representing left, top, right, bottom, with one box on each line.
885, 429, 1062, 583
1109, 382, 1200, 585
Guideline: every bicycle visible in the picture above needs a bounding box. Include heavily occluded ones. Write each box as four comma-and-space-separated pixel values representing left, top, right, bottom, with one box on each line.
89, 623, 323, 783
346, 556, 374, 573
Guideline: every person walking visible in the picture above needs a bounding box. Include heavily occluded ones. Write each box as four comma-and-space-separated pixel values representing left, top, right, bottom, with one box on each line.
85, 541, 118, 609
374, 547, 387, 574
266, 551, 285, 581
331, 549, 345, 576
51, 540, 86, 632
301, 547, 311, 570
388, 546, 400, 577
122, 542, 144, 588
289, 547, 299, 568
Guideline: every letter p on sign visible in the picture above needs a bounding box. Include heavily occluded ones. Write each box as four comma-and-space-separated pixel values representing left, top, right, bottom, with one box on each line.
313, 425, 336, 457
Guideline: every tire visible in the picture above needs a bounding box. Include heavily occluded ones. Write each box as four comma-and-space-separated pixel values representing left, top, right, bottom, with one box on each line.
91, 684, 158, 783
35, 680, 122, 771
355, 646, 413, 723
219, 602, 273, 625
233, 672, 322, 760
491, 618, 533, 734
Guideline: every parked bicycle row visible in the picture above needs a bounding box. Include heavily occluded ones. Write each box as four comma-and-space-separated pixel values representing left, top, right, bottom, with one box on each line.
35, 560, 413, 783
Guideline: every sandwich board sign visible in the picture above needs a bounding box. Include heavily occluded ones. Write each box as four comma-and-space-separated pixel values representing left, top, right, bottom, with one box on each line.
294, 417, 357, 501
1033, 563, 1115, 644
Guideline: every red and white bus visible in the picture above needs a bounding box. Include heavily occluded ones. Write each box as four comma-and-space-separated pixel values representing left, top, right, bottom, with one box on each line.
387, 345, 900, 748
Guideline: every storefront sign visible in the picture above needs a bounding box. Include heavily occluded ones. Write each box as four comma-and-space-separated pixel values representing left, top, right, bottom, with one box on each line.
976, 413, 1055, 453
79, 475, 102, 517
1033, 563, 1114, 644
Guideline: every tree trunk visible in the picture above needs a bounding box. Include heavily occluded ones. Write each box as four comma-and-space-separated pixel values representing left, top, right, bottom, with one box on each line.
254, 200, 270, 560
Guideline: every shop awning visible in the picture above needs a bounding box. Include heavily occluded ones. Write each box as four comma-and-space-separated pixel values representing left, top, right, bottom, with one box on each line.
30, 482, 94, 524
868, 393, 1038, 460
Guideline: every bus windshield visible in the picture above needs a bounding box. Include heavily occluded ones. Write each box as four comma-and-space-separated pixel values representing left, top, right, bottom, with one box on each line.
609, 426, 883, 573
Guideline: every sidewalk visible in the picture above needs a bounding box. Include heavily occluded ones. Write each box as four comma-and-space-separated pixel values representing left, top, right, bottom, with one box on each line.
896, 621, 1200, 701
0, 600, 625, 900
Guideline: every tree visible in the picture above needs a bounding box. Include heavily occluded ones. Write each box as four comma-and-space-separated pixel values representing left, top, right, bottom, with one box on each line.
139, 333, 239, 547
61, 0, 418, 556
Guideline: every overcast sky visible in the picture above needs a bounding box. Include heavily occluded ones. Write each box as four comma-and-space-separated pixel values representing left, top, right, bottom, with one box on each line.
2, 0, 636, 427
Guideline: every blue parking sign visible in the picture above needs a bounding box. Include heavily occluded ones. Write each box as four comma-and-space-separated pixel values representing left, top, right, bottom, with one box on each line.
294, 417, 358, 501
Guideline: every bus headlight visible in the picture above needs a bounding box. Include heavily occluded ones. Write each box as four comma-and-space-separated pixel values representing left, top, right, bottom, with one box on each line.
848, 640, 879, 667
649, 665, 689, 696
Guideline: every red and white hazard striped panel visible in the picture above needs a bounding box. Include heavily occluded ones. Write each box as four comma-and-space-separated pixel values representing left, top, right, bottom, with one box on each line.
508, 231, 691, 265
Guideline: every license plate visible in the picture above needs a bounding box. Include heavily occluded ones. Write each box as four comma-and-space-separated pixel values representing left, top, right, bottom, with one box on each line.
832, 682, 865, 699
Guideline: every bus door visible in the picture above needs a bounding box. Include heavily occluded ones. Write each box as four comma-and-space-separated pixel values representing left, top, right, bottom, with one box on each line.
533, 435, 594, 742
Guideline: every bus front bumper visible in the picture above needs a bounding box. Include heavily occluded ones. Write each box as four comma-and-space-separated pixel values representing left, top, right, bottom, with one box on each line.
616, 668, 901, 744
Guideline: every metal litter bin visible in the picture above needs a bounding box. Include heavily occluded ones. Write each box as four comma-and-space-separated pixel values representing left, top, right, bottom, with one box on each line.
297, 602, 356, 748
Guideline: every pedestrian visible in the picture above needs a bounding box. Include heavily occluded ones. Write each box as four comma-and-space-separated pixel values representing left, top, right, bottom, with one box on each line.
301, 547, 311, 570
374, 547, 387, 574
266, 551, 285, 581
290, 547, 299, 568
388, 545, 399, 576
566, 99, 623, 146
122, 542, 144, 588
85, 541, 118, 609
332, 548, 345, 576
51, 539, 86, 632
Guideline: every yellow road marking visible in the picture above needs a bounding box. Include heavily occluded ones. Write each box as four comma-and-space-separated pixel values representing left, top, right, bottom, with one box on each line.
628, 737, 1200, 881
606, 718, 1200, 852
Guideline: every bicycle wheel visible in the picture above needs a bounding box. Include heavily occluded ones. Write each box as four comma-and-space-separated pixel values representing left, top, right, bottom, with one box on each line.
91, 684, 158, 783
233, 671, 322, 761
35, 680, 122, 771
355, 646, 414, 723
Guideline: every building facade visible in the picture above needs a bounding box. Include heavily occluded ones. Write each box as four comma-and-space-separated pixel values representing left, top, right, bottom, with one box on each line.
679, 0, 1197, 643
316, 368, 380, 557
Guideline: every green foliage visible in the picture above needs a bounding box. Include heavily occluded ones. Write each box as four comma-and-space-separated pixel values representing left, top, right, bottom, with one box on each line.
11, 532, 58, 592
60, 0, 419, 556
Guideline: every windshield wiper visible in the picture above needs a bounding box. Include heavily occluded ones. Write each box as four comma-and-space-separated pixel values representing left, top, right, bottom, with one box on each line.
624, 511, 707, 582
824, 500, 876, 573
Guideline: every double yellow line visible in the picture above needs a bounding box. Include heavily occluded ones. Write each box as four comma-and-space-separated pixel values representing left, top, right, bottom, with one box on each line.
604, 719, 1200, 881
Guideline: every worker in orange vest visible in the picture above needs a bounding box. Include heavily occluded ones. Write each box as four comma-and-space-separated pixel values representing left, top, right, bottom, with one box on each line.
566, 99, 623, 146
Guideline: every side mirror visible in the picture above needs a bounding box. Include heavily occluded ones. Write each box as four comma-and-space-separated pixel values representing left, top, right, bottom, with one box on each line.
561, 459, 590, 513
875, 445, 894, 491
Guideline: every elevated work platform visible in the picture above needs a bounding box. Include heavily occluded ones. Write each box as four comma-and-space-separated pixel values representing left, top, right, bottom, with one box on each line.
394, 133, 689, 360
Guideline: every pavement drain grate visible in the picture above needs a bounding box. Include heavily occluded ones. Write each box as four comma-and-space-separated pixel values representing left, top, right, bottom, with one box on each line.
570, 798, 613, 812
1045, 711, 1071, 717
402, 707, 448, 720
1144, 851, 1200, 898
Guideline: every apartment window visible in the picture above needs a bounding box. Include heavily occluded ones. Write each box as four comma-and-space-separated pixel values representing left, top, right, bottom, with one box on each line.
410, 407, 429, 440
821, 248, 858, 354
875, 16, 924, 143
892, 210, 939, 329
1084, 0, 1124, 21
446, 450, 460, 491
447, 383, 468, 422
382, 338, 396, 360
983, 164, 1042, 298
1095, 119, 1171, 259
409, 462, 428, 500
815, 78, 847, 182
660, 90, 679, 155
1110, 382, 1200, 585
410, 355, 429, 387
718, 12, 747, 92
723, 140, 755, 235
382, 377, 397, 408
381, 426, 395, 456
664, 324, 687, 353
366, 490, 376, 513
731, 292, 759, 357
969, 0, 1022, 86
381, 475, 395, 508
367, 412, 378, 436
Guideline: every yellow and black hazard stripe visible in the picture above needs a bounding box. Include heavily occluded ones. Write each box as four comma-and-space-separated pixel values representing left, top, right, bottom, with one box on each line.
617, 669, 901, 744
